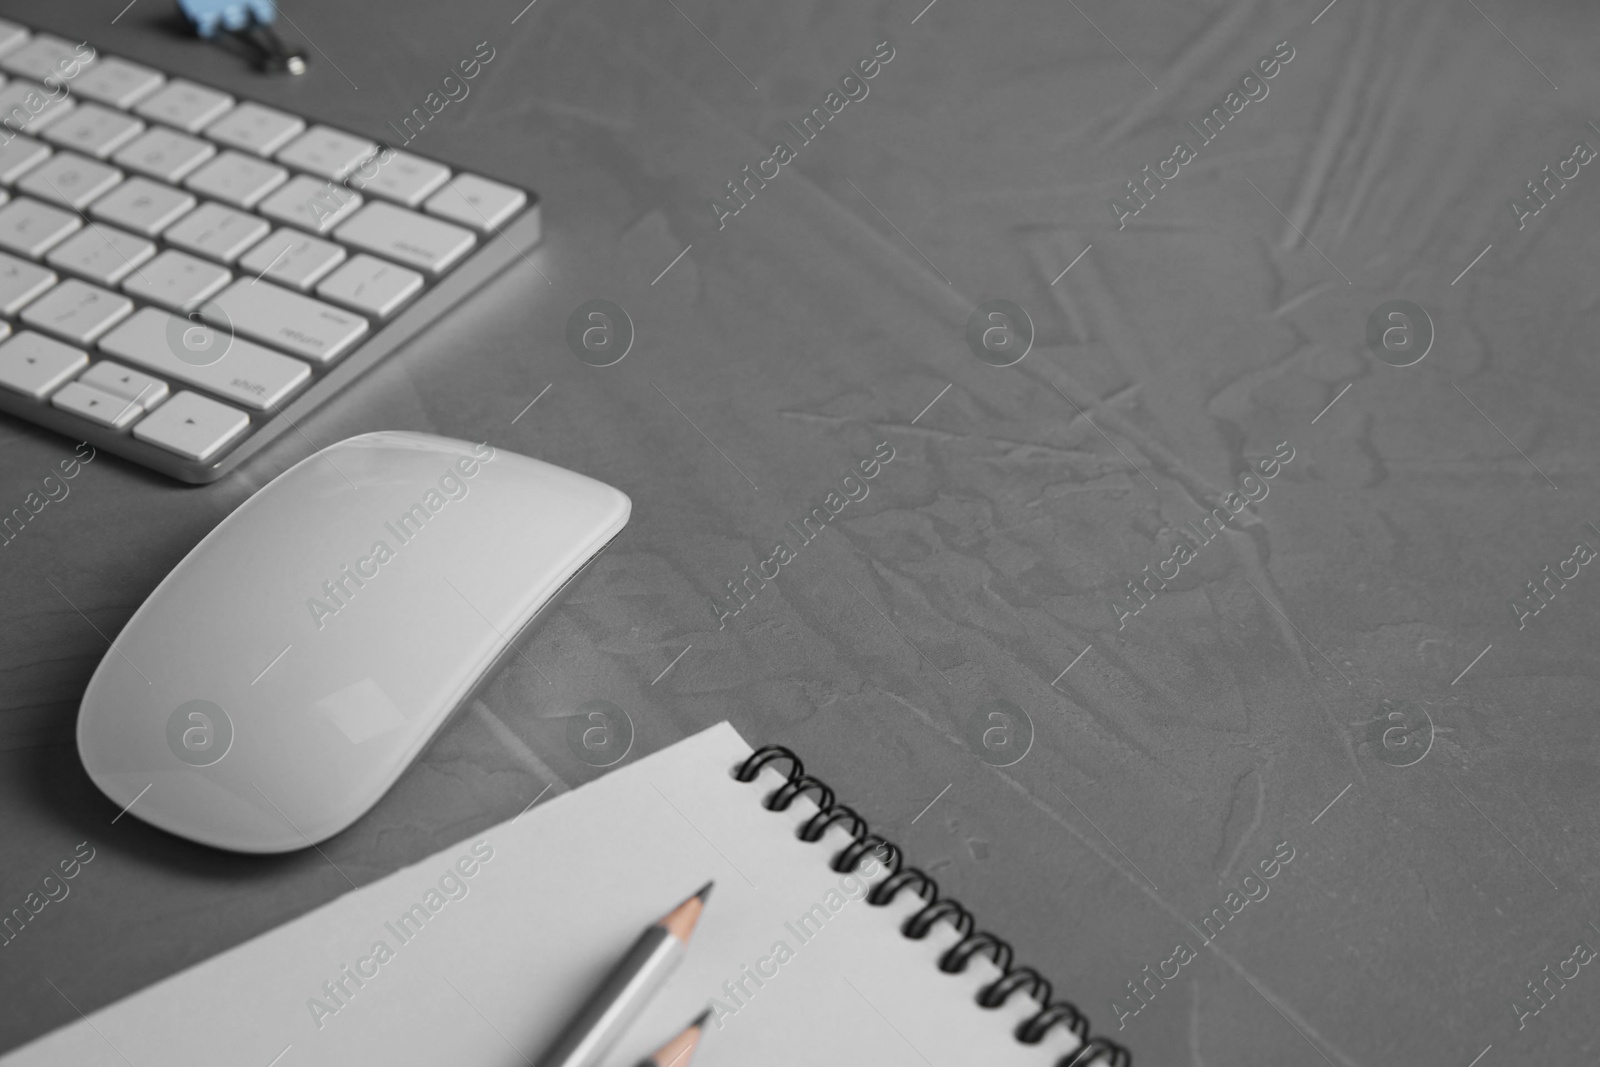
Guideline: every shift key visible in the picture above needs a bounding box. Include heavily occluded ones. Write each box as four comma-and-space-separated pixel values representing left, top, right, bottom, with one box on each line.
204, 278, 367, 364
98, 307, 310, 411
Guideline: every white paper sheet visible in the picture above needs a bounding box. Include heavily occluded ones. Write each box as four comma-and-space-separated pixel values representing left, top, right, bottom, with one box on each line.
2, 723, 1091, 1066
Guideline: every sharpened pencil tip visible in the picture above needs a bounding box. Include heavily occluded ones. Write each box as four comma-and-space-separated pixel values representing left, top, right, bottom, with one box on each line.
661, 881, 713, 943
649, 1007, 711, 1067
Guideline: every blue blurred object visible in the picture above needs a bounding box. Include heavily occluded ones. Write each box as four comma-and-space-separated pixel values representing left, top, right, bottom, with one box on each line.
175, 0, 307, 74
176, 0, 277, 38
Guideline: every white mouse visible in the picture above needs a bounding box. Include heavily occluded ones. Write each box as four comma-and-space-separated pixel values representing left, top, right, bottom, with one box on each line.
76, 431, 630, 853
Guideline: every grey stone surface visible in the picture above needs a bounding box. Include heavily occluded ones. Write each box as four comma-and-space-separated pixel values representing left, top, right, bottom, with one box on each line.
1, 1, 1597, 1063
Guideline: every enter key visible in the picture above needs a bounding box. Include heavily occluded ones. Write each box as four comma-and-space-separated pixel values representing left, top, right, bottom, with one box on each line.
203, 278, 369, 365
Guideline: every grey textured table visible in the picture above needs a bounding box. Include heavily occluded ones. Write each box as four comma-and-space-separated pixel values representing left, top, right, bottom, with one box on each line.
3, 1, 1598, 1063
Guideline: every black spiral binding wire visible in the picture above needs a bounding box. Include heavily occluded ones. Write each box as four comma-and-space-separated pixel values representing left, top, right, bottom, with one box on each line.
735, 745, 1132, 1067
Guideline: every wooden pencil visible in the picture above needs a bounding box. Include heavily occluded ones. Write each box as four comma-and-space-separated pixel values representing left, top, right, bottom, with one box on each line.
537, 880, 713, 1067
638, 1008, 712, 1067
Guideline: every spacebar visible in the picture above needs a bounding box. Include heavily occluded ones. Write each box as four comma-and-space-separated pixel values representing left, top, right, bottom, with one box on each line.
98, 307, 311, 412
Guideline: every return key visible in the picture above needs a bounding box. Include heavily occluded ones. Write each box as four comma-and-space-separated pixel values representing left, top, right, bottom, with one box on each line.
204, 278, 369, 365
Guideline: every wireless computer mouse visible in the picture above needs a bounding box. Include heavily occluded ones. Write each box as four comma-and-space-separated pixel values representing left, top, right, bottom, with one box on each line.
76, 431, 630, 853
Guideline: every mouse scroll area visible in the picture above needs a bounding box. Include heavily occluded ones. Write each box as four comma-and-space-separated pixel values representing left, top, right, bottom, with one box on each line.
76, 431, 630, 853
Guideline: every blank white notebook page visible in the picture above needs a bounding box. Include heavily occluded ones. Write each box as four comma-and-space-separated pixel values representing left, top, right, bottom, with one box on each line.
1, 722, 1094, 1066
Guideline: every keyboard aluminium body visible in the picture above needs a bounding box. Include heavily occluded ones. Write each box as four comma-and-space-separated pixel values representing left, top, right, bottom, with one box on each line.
0, 23, 541, 484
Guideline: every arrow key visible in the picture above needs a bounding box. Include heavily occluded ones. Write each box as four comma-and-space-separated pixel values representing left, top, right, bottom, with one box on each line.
0, 329, 86, 399
51, 379, 144, 428
131, 389, 248, 461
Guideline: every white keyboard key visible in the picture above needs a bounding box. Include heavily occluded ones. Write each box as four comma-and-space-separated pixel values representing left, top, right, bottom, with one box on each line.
349, 150, 449, 207
0, 135, 50, 183
88, 176, 195, 237
79, 359, 169, 408
206, 278, 367, 364
18, 152, 122, 209
162, 202, 269, 263
183, 149, 286, 208
71, 56, 164, 109
204, 102, 303, 157
47, 224, 157, 287
134, 79, 233, 133
21, 279, 134, 344
274, 124, 376, 181
425, 174, 526, 232
0, 197, 80, 257
258, 174, 361, 234
132, 389, 248, 460
316, 253, 423, 318
51, 379, 143, 427
0, 250, 56, 313
0, 330, 87, 398
113, 126, 214, 182
0, 20, 28, 57
41, 103, 143, 160
101, 307, 310, 411
335, 201, 474, 276
0, 35, 93, 85
120, 249, 230, 311
236, 227, 344, 291
0, 80, 76, 134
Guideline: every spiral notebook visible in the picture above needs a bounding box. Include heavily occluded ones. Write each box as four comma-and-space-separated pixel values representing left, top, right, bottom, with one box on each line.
2, 723, 1126, 1067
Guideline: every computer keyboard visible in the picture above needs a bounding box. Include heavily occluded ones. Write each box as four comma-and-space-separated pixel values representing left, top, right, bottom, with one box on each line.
0, 21, 541, 483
